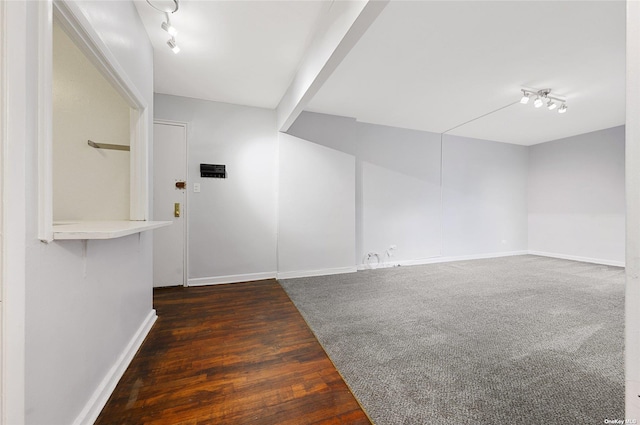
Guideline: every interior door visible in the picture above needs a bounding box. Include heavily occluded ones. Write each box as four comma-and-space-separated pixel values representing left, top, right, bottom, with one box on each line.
153, 121, 187, 287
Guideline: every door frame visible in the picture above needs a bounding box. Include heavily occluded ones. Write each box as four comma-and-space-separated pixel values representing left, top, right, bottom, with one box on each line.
0, 0, 5, 421
154, 119, 189, 287
2, 2, 27, 424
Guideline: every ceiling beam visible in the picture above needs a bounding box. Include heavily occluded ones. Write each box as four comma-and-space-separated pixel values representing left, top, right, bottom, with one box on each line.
276, 0, 388, 132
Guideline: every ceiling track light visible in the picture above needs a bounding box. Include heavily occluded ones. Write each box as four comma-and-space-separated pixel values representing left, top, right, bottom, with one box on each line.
161, 16, 177, 37
520, 88, 568, 114
167, 37, 180, 54
146, 0, 179, 13
147, 0, 182, 54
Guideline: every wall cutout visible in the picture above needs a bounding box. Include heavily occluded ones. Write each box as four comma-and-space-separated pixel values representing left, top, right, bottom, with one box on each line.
52, 19, 130, 221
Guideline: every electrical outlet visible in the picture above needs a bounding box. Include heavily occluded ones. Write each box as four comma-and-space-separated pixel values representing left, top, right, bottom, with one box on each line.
194, 183, 201, 193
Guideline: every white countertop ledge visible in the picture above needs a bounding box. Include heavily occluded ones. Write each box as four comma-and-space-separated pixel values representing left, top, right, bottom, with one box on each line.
52, 220, 172, 240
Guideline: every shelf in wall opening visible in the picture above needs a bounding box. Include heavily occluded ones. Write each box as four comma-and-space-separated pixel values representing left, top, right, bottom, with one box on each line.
52, 220, 172, 240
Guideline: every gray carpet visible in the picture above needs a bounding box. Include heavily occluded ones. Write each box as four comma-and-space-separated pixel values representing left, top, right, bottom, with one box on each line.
279, 255, 624, 425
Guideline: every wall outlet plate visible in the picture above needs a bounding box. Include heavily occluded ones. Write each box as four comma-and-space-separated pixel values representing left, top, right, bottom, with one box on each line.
194, 183, 201, 193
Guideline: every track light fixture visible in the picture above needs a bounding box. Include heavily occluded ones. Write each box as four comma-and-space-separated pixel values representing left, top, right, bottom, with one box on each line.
167, 37, 180, 54
520, 88, 567, 114
162, 19, 177, 37
146, 0, 179, 13
147, 0, 182, 54
162, 12, 179, 53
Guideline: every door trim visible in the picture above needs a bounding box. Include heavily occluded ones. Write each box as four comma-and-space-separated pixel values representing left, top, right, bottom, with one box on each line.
154, 119, 189, 287
0, 1, 5, 422
2, 2, 27, 424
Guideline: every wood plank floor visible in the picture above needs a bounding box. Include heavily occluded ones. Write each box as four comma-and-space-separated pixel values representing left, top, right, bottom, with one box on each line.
95, 280, 371, 425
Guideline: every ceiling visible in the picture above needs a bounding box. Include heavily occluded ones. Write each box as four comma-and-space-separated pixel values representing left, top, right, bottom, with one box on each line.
134, 0, 328, 109
307, 1, 626, 145
135, 1, 625, 146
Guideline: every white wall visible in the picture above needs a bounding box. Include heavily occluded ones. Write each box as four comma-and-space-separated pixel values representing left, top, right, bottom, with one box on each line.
52, 20, 130, 221
528, 126, 625, 265
4, 2, 29, 422
154, 94, 278, 284
442, 134, 529, 257
277, 133, 356, 277
152, 99, 357, 282
24, 2, 155, 424
287, 111, 529, 267
287, 112, 364, 266
357, 122, 442, 264
286, 113, 624, 267
287, 111, 358, 155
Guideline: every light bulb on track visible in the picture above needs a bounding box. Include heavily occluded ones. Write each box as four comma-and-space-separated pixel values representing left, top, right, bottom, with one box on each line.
519, 88, 567, 114
162, 21, 177, 36
167, 38, 180, 54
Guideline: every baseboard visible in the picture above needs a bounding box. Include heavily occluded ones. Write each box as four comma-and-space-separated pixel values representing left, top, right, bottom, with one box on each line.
527, 250, 625, 267
358, 251, 529, 270
277, 266, 358, 280
72, 309, 157, 425
188, 271, 277, 286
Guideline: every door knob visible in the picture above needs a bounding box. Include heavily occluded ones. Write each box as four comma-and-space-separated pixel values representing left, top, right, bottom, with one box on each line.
174, 203, 180, 217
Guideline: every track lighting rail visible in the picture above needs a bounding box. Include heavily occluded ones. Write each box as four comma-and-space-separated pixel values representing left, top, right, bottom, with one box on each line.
521, 88, 566, 103
146, 0, 181, 53
520, 87, 568, 113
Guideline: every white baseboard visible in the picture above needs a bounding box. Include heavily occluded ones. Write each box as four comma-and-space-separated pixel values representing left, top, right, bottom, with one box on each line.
358, 251, 529, 270
188, 271, 276, 286
527, 250, 625, 267
73, 309, 157, 425
277, 266, 358, 280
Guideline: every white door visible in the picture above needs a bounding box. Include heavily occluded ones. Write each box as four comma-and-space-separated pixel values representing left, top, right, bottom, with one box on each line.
153, 122, 187, 287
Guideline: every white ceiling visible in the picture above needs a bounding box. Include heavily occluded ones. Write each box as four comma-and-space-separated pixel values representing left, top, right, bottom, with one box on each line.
306, 1, 626, 145
134, 0, 327, 109
135, 0, 625, 146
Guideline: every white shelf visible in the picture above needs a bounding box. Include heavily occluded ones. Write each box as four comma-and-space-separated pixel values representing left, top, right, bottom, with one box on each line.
52, 220, 171, 240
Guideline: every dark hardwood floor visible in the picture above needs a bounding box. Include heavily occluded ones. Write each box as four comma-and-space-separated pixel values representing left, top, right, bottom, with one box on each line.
95, 280, 371, 425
